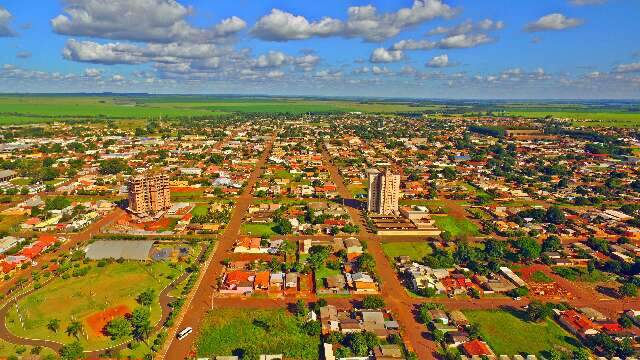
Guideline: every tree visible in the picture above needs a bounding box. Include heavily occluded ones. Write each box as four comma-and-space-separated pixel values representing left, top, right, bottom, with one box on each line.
620, 283, 638, 298
307, 246, 330, 269
272, 217, 292, 235
572, 348, 590, 360
357, 253, 376, 273
99, 159, 130, 175
512, 237, 542, 262
294, 299, 307, 317
59, 342, 84, 360
130, 307, 152, 341
106, 317, 132, 340
362, 295, 385, 309
137, 288, 155, 306
542, 235, 561, 253
526, 301, 551, 322
545, 206, 566, 224
47, 319, 60, 333
66, 321, 84, 340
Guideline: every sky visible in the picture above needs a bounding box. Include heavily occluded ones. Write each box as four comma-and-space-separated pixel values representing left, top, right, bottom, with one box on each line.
0, 0, 639, 99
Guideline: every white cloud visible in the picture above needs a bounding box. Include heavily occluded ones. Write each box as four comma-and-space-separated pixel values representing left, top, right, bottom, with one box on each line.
251, 51, 291, 68
524, 13, 583, 32
392, 33, 493, 51
370, 48, 404, 63
427, 19, 503, 36
614, 62, 640, 73
52, 0, 245, 43
371, 65, 391, 75
392, 39, 435, 51
84, 68, 102, 77
252, 0, 458, 42
0, 6, 15, 37
294, 54, 320, 71
251, 9, 343, 41
437, 33, 493, 48
427, 54, 449, 68
111, 74, 125, 81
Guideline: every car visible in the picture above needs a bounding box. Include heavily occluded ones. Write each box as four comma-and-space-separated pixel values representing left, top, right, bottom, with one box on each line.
513, 297, 522, 301
176, 327, 193, 340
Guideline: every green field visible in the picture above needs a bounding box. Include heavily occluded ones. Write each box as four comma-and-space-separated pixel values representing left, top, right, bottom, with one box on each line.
381, 241, 433, 261
315, 266, 342, 289
464, 310, 579, 356
5, 261, 180, 350
196, 308, 320, 359
191, 205, 210, 217
241, 223, 276, 237
0, 95, 450, 124
433, 216, 479, 238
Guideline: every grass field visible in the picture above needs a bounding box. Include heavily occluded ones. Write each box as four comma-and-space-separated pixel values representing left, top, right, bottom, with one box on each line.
241, 223, 276, 237
5, 261, 180, 350
433, 216, 479, 238
191, 205, 209, 217
0, 215, 26, 233
381, 241, 433, 261
196, 308, 319, 359
464, 310, 579, 356
0, 338, 58, 358
315, 266, 342, 289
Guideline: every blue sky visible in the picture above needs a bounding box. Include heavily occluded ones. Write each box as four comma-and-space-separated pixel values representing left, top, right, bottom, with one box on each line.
0, 0, 639, 98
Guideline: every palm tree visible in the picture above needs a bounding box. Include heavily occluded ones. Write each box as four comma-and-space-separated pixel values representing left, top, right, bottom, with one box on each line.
47, 319, 60, 333
66, 320, 84, 340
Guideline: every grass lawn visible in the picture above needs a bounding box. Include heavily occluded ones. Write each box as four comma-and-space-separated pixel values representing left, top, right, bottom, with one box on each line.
241, 223, 276, 237
5, 261, 180, 350
315, 266, 342, 289
531, 271, 554, 283
196, 308, 319, 359
170, 190, 205, 201
381, 241, 433, 261
191, 205, 209, 217
464, 310, 579, 356
434, 216, 479, 238
347, 184, 367, 198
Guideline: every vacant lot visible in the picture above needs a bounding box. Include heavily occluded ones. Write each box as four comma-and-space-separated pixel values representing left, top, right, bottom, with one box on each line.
381, 241, 433, 261
434, 216, 479, 238
464, 310, 579, 356
196, 308, 319, 359
5, 261, 179, 350
241, 223, 276, 237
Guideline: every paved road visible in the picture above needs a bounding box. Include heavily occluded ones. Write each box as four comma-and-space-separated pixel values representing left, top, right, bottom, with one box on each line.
322, 146, 441, 360
161, 136, 274, 360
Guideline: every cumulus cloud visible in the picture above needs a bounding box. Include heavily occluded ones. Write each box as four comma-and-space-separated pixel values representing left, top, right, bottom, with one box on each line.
84, 68, 103, 77
614, 62, 640, 73
371, 65, 391, 75
0, 6, 16, 37
252, 0, 458, 42
427, 54, 450, 67
51, 0, 246, 43
524, 13, 583, 32
427, 19, 503, 36
370, 48, 404, 63
392, 33, 493, 51
250, 9, 343, 41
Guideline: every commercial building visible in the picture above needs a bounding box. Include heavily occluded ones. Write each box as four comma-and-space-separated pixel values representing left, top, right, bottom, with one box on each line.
367, 168, 400, 215
127, 172, 171, 215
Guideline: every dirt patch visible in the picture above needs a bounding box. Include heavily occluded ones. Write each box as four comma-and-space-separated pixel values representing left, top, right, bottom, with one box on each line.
86, 305, 132, 336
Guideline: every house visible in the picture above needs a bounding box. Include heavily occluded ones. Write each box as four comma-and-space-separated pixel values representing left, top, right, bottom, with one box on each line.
270, 272, 284, 290
285, 272, 298, 289
448, 310, 469, 327
429, 309, 449, 324
461, 339, 494, 357
558, 310, 598, 338
254, 271, 270, 290
446, 331, 470, 347
373, 344, 404, 359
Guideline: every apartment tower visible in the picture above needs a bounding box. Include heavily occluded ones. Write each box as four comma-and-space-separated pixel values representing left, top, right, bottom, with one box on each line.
127, 172, 171, 215
367, 168, 400, 215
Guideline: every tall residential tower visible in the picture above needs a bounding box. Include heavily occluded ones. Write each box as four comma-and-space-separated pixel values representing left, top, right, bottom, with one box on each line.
367, 168, 400, 215
127, 172, 171, 216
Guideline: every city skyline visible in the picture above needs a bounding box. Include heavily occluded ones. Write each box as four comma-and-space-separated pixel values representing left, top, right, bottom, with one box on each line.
0, 0, 639, 99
